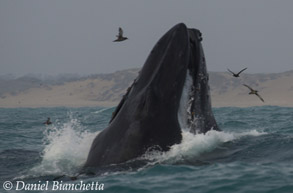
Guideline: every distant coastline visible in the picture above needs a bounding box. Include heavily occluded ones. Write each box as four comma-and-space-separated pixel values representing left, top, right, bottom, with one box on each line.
1, 69, 293, 108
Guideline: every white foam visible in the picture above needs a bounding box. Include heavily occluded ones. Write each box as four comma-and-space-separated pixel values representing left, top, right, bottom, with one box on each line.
142, 129, 267, 164
93, 107, 112, 114
25, 111, 266, 177
29, 117, 99, 176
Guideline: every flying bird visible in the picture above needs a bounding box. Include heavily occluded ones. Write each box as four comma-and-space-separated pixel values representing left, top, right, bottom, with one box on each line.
243, 84, 264, 102
227, 67, 247, 77
113, 27, 128, 42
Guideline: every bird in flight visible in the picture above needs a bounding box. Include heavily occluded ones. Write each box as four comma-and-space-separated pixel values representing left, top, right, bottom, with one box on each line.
113, 27, 128, 42
243, 84, 264, 102
227, 67, 247, 77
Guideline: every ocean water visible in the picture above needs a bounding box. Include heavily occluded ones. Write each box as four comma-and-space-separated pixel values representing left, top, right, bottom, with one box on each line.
0, 106, 293, 193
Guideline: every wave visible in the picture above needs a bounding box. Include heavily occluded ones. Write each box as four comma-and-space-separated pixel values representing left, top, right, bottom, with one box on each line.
93, 107, 113, 114
142, 129, 266, 165
20, 113, 266, 178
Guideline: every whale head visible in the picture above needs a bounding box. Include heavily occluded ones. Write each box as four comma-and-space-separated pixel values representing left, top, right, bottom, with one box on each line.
85, 23, 219, 167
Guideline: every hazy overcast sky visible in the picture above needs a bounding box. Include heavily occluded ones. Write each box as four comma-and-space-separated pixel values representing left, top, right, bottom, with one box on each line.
1, 0, 293, 76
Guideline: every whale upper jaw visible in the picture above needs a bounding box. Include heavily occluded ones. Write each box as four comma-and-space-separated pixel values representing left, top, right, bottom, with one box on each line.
84, 23, 219, 167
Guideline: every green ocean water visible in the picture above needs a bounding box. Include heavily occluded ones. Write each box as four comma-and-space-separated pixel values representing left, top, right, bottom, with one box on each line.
0, 106, 293, 193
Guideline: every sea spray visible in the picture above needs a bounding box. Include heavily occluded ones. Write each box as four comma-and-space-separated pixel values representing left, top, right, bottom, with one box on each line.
29, 115, 99, 176
18, 108, 266, 178
142, 129, 267, 165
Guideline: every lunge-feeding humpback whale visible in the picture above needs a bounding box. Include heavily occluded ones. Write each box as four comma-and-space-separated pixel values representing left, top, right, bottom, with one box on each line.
85, 23, 219, 167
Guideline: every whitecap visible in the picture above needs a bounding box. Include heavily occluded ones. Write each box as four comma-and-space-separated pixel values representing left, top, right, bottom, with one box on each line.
142, 129, 267, 164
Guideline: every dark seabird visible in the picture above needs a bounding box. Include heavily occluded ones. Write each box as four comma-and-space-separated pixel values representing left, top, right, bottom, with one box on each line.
43, 117, 52, 125
113, 27, 128, 42
227, 67, 247, 77
243, 84, 264, 102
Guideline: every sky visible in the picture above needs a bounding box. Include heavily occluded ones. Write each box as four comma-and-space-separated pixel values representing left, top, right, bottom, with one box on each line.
1, 0, 293, 76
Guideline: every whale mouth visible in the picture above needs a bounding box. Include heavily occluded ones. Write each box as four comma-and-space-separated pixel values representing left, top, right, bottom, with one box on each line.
178, 70, 194, 131
177, 69, 208, 134
177, 31, 219, 134
177, 66, 219, 135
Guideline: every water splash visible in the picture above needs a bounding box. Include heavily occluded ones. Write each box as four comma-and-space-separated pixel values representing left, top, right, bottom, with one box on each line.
142, 129, 267, 165
22, 109, 266, 178
29, 115, 99, 177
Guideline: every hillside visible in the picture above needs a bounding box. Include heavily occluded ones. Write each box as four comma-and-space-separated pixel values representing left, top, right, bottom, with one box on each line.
0, 69, 293, 108
209, 71, 293, 107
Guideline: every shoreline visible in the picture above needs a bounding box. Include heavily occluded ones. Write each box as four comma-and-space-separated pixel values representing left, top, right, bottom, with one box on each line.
1, 101, 293, 108
1, 69, 292, 109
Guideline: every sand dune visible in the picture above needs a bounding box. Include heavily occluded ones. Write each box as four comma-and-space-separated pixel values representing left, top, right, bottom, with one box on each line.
0, 69, 293, 108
